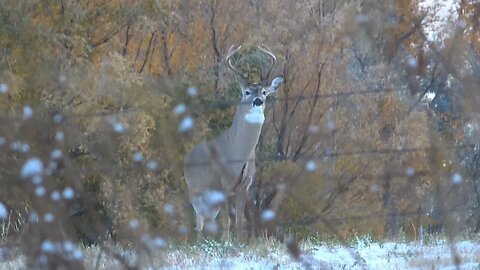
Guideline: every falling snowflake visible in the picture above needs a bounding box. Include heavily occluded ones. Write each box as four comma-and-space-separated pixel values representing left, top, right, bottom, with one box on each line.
152, 237, 167, 249
370, 184, 381, 193
44, 213, 55, 223
113, 122, 125, 133
129, 219, 140, 230
407, 57, 418, 68
308, 125, 320, 133
305, 161, 317, 172
205, 221, 219, 233
55, 131, 64, 141
35, 186, 46, 197
141, 234, 151, 243
177, 224, 189, 235
261, 209, 276, 222
206, 190, 226, 206
62, 187, 75, 200
72, 249, 83, 260
452, 173, 463, 185
327, 121, 336, 131
147, 160, 158, 171
356, 14, 369, 24
173, 103, 187, 115
63, 241, 74, 252
11, 141, 30, 153
0, 83, 8, 94
32, 175, 43, 185
50, 191, 61, 201
41, 240, 56, 253
178, 117, 194, 132
53, 114, 63, 123
21, 158, 43, 178
50, 149, 63, 160
406, 167, 415, 177
0, 202, 7, 219
133, 151, 144, 162
187, 86, 198, 96
163, 204, 175, 215
23, 106, 33, 120
58, 75, 67, 83
29, 212, 39, 223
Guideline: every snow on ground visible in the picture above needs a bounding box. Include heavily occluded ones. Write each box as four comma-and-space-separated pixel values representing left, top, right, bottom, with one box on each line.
1, 238, 480, 269
162, 239, 480, 270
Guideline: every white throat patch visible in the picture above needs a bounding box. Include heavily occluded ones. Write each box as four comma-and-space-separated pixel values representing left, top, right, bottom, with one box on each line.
244, 106, 265, 124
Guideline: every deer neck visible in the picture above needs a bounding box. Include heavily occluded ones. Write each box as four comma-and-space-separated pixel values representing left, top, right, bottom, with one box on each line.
219, 103, 264, 160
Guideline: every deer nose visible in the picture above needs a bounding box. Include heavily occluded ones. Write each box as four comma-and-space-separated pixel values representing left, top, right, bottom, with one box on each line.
253, 98, 263, 107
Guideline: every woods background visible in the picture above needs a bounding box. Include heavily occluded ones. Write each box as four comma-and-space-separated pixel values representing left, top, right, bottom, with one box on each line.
1, 0, 480, 265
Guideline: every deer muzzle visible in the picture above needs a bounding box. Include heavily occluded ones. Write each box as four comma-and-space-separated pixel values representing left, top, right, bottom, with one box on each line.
252, 98, 263, 107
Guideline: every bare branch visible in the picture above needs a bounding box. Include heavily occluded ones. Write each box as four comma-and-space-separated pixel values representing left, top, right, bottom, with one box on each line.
91, 22, 128, 48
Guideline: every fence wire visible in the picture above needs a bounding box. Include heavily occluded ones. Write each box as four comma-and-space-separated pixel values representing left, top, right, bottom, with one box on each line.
0, 86, 400, 120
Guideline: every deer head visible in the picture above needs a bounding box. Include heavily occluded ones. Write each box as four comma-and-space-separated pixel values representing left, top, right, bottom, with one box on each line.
226, 45, 284, 117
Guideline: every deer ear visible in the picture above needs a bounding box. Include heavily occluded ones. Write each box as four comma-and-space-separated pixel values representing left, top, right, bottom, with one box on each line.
266, 75, 284, 95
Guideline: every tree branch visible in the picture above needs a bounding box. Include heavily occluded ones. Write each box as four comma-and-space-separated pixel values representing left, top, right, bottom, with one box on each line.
91, 22, 128, 48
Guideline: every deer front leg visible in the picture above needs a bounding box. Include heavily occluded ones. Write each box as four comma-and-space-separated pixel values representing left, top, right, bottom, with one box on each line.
221, 199, 232, 240
195, 215, 204, 242
228, 198, 237, 238
235, 189, 248, 242
245, 199, 258, 239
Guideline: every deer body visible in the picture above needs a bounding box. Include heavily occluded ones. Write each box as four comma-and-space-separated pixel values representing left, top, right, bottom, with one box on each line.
184, 45, 283, 240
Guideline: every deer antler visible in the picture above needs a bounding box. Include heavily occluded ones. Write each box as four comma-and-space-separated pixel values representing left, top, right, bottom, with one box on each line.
226, 45, 246, 80
257, 43, 277, 84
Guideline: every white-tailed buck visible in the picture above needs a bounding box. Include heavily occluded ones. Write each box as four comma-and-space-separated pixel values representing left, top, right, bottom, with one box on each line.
184, 44, 284, 240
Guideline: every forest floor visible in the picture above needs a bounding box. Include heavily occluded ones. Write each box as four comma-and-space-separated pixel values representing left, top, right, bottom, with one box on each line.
1, 236, 479, 269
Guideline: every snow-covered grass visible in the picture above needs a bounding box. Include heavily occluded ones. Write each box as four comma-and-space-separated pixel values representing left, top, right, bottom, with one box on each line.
1, 236, 480, 269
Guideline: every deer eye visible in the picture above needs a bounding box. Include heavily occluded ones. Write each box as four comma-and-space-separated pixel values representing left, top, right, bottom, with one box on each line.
245, 90, 251, 96
262, 90, 267, 95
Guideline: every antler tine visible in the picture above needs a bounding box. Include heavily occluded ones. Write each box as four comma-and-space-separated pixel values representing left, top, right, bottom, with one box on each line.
257, 43, 277, 83
226, 45, 246, 80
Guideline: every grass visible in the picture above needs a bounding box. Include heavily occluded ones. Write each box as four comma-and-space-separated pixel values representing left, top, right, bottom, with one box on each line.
2, 232, 480, 269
